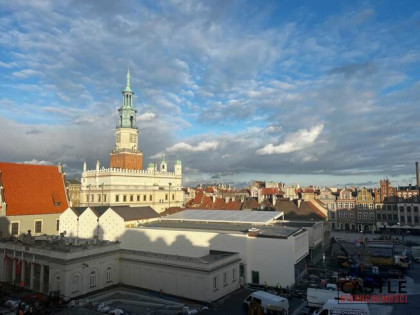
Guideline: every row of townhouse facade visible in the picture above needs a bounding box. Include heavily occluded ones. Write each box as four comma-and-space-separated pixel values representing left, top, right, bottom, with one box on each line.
315, 183, 420, 233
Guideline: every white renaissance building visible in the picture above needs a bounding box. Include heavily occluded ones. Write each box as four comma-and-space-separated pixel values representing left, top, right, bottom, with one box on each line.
80, 70, 183, 213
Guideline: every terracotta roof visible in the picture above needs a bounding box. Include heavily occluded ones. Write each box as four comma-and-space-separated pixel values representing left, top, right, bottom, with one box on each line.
226, 200, 242, 210
0, 162, 68, 216
261, 188, 280, 195
211, 197, 225, 209
193, 191, 204, 204
160, 207, 185, 216
205, 187, 215, 193
274, 199, 326, 220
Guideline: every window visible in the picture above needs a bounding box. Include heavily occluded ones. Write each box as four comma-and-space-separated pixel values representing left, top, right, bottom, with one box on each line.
106, 267, 112, 282
172, 194, 175, 200
56, 219, 60, 232
91, 194, 94, 202
251, 271, 260, 284
407, 207, 411, 212
149, 195, 152, 201
364, 213, 368, 219
369, 204, 373, 209
104, 195, 107, 202
213, 276, 218, 291
165, 194, 168, 201
116, 195, 120, 202
137, 195, 140, 202
56, 276, 61, 290
90, 271, 97, 288
344, 203, 348, 208
400, 216, 405, 223
232, 269, 236, 282
415, 217, 419, 223
338, 202, 343, 208
330, 212, 335, 219
11, 222, 19, 236
415, 207, 418, 212
393, 214, 397, 221
400, 206, 404, 212
223, 272, 228, 286
143, 195, 146, 201
130, 195, 134, 202
72, 275, 80, 293
377, 214, 381, 220
344, 212, 348, 218
358, 213, 362, 219
350, 212, 354, 218
387, 205, 392, 211
349, 203, 354, 208
393, 205, 397, 211
35, 220, 42, 233
123, 195, 127, 202
370, 213, 375, 219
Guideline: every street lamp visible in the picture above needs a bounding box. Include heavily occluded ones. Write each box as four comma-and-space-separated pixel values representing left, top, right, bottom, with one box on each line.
168, 182, 172, 210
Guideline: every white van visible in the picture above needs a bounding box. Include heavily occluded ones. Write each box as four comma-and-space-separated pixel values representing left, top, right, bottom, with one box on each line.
243, 291, 289, 314
313, 299, 370, 315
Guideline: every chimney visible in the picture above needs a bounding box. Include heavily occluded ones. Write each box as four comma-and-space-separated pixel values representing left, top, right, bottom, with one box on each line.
416, 161, 420, 189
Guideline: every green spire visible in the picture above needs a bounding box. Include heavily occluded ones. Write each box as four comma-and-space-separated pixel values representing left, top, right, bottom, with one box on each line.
124, 68, 132, 93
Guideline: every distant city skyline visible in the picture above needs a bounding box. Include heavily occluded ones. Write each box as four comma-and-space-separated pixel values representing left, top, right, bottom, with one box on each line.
0, 0, 419, 187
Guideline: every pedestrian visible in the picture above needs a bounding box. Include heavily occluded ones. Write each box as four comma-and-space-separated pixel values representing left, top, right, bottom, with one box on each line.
264, 281, 268, 291
276, 282, 282, 294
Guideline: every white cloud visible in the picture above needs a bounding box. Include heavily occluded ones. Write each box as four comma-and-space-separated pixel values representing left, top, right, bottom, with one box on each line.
138, 112, 156, 121
167, 140, 219, 153
256, 124, 324, 155
22, 159, 53, 165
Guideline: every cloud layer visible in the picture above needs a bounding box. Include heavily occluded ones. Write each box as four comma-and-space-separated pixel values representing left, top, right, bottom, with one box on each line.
0, 0, 419, 187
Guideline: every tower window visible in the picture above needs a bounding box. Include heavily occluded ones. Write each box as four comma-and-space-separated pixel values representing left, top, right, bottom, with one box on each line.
130, 116, 134, 128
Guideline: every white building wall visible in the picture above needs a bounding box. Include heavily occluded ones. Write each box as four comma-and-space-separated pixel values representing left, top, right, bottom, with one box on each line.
99, 209, 125, 241
119, 258, 239, 302
59, 209, 79, 238
78, 208, 99, 239
121, 228, 307, 287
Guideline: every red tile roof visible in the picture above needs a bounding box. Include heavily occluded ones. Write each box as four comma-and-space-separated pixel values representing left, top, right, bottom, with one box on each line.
0, 162, 69, 216
260, 188, 280, 195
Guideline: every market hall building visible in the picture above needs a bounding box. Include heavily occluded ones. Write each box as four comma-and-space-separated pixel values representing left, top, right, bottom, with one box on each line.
0, 210, 309, 302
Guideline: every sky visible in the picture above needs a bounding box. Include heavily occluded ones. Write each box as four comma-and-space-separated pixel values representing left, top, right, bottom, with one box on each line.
0, 0, 419, 188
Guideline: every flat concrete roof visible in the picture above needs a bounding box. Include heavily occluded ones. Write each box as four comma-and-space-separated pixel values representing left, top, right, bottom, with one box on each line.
161, 210, 284, 224
141, 220, 301, 239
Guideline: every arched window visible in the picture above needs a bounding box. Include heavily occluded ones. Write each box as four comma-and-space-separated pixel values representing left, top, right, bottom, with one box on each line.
89, 271, 97, 288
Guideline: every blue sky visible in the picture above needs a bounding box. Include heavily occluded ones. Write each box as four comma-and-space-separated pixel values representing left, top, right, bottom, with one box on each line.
0, 0, 419, 188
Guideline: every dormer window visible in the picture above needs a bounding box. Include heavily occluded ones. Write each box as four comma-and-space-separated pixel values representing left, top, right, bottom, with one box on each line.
52, 193, 61, 206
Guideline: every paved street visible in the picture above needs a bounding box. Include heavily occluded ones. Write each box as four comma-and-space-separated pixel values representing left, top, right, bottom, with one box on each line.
332, 231, 420, 315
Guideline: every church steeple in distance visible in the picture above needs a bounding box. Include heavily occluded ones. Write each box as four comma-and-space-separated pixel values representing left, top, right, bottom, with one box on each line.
110, 69, 143, 170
